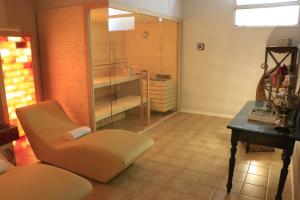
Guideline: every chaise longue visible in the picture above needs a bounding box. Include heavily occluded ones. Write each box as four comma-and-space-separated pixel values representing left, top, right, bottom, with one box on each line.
0, 154, 92, 200
16, 100, 154, 183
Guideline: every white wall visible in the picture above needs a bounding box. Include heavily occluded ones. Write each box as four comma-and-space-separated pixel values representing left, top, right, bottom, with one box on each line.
110, 0, 182, 19
267, 27, 300, 47
181, 0, 273, 118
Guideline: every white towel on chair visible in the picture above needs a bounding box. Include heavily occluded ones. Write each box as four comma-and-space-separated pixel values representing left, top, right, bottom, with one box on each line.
0, 159, 8, 174
65, 126, 91, 140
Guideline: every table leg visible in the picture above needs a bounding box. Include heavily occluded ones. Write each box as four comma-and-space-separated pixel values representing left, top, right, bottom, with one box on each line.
246, 143, 250, 154
275, 140, 295, 200
227, 132, 239, 193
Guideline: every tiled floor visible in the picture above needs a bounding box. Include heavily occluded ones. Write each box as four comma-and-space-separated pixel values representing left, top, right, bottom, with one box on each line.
15, 113, 293, 200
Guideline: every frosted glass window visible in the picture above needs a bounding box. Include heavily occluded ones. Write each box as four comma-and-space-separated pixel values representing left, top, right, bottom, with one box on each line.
109, 8, 132, 16
237, 0, 298, 5
235, 5, 299, 26
109, 17, 135, 31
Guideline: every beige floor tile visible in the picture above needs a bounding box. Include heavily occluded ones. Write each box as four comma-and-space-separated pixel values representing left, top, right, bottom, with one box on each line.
214, 158, 229, 168
238, 195, 260, 200
174, 168, 199, 182
200, 163, 227, 177
235, 163, 249, 173
189, 183, 215, 199
167, 178, 194, 193
250, 160, 270, 168
225, 171, 247, 182
160, 165, 182, 176
148, 173, 172, 186
126, 179, 149, 193
137, 184, 161, 199
211, 189, 240, 200
218, 178, 243, 193
248, 165, 269, 177
182, 194, 206, 200
142, 161, 167, 172
149, 154, 171, 164
155, 189, 185, 200
245, 174, 268, 187
241, 183, 266, 200
196, 173, 222, 187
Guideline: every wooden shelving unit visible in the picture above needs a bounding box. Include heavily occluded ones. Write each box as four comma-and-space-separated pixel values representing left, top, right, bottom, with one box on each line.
93, 70, 150, 128
143, 79, 176, 112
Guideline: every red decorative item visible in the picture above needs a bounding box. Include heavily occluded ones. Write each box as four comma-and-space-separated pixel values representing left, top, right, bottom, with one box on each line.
0, 37, 8, 42
24, 62, 32, 69
16, 42, 27, 49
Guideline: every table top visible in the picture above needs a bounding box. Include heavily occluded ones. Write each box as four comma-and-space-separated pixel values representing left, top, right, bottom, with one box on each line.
227, 101, 300, 140
0, 124, 17, 132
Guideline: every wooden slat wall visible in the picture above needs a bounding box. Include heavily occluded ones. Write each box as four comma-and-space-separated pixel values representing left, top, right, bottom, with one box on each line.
110, 31, 128, 64
37, 5, 91, 126
126, 20, 179, 81
126, 22, 162, 78
90, 8, 109, 66
90, 20, 109, 66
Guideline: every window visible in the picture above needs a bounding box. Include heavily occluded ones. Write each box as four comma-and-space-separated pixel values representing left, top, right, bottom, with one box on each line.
109, 17, 135, 31
108, 8, 135, 32
235, 0, 300, 27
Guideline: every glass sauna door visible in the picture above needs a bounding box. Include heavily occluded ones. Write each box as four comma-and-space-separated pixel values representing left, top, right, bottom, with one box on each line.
108, 11, 180, 131
90, 8, 114, 129
107, 9, 150, 131
89, 7, 179, 132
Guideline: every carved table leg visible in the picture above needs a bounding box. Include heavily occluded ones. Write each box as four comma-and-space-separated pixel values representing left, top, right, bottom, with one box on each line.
227, 131, 239, 193
275, 140, 295, 200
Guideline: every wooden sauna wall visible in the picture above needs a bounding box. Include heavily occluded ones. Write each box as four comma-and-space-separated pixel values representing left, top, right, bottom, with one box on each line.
126, 18, 179, 81
37, 5, 91, 126
90, 15, 109, 66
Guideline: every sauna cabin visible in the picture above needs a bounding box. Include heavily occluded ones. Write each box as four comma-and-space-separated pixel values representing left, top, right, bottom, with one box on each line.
37, 2, 180, 132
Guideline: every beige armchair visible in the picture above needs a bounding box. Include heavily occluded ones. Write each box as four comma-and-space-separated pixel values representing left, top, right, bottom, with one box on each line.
0, 154, 92, 200
16, 100, 154, 183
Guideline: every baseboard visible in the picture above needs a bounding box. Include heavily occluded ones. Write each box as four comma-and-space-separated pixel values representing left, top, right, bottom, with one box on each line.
180, 108, 234, 119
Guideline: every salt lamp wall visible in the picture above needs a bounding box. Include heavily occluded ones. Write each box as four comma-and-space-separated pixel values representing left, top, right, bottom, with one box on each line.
0, 36, 37, 136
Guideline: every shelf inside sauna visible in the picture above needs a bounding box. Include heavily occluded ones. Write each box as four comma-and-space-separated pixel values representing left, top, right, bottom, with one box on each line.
94, 95, 147, 122
93, 74, 142, 89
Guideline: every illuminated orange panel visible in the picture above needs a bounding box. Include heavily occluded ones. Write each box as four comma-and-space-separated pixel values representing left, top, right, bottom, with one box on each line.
0, 36, 36, 137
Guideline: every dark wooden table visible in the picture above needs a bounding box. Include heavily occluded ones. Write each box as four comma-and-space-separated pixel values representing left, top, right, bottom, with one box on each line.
226, 101, 300, 200
0, 124, 19, 146
0, 124, 19, 164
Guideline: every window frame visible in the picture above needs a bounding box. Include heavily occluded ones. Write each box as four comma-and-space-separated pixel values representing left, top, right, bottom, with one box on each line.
234, 0, 300, 27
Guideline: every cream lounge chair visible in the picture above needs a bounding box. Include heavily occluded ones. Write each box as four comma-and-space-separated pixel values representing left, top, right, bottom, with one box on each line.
16, 100, 154, 183
0, 154, 92, 200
